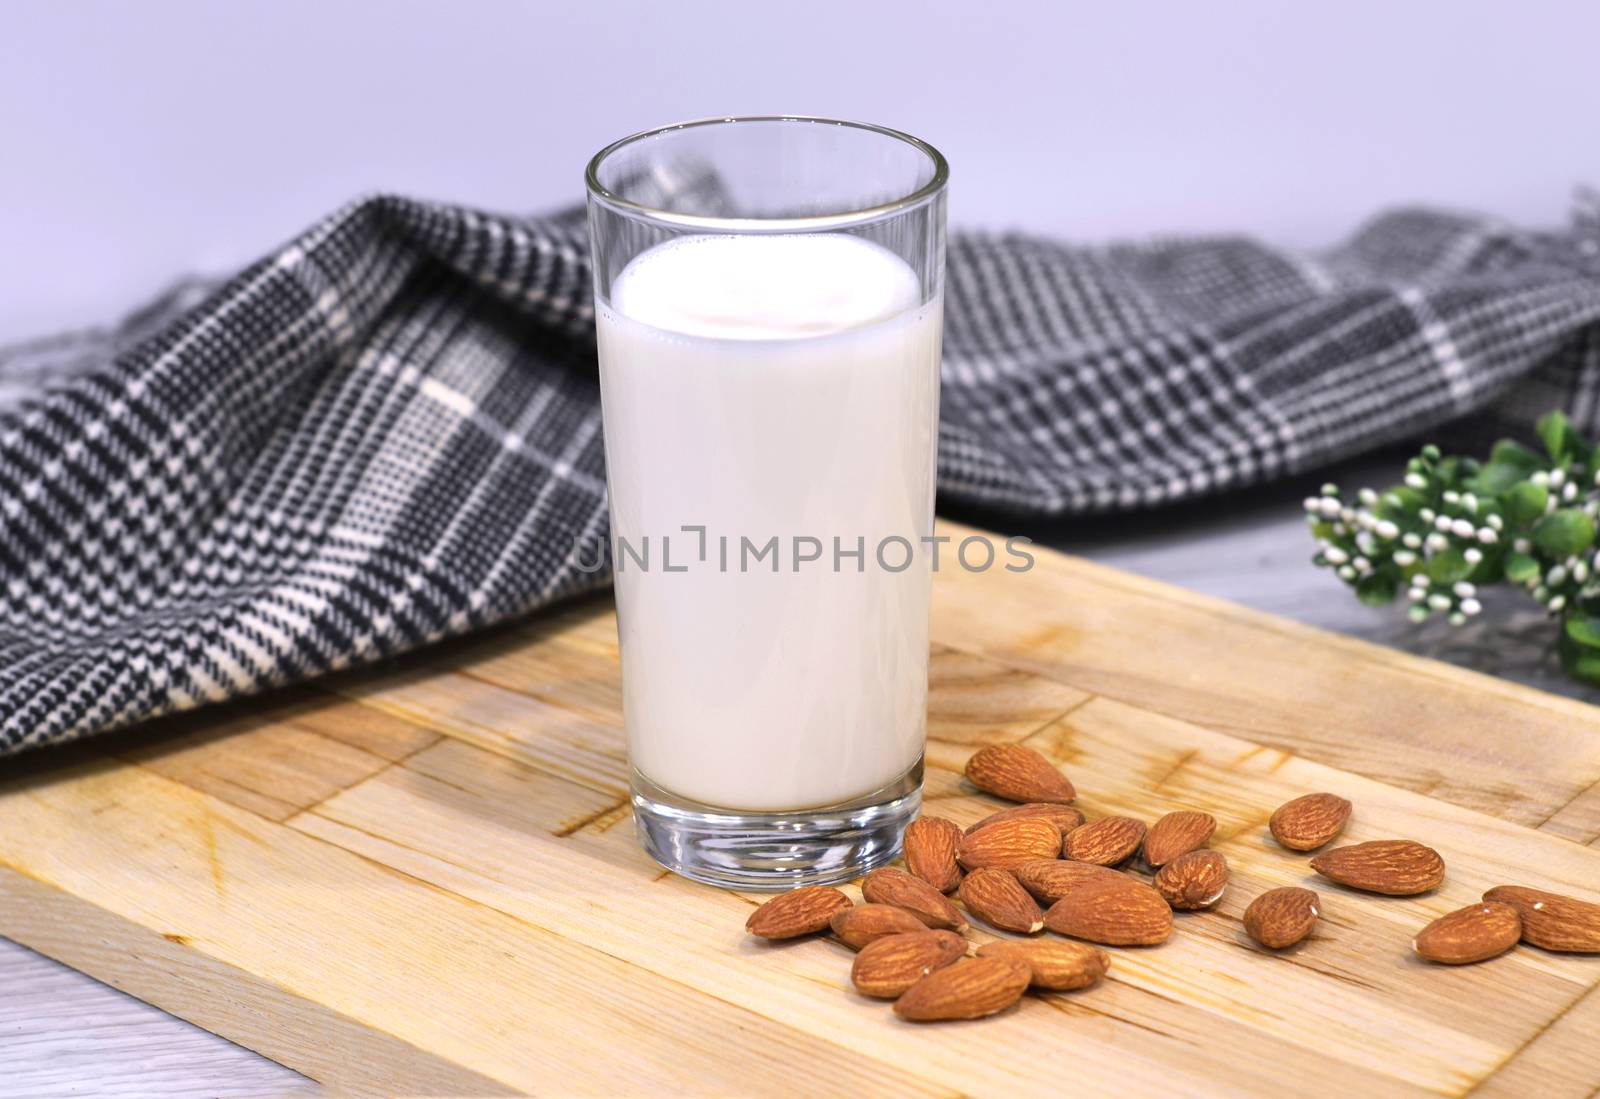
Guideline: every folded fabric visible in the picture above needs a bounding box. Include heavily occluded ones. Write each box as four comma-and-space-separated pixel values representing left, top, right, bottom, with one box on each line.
3, 195, 1599, 755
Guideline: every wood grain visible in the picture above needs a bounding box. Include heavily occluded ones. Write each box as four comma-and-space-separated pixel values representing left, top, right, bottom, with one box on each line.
1, 522, 1597, 1096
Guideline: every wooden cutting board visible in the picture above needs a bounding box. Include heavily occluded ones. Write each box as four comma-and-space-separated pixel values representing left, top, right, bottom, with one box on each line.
2, 521, 1598, 1098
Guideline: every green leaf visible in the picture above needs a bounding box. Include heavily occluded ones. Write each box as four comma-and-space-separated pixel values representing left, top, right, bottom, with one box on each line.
1566, 614, 1600, 648
1504, 551, 1540, 583
1532, 509, 1596, 558
1537, 410, 1576, 463
1559, 628, 1600, 686
1424, 547, 1472, 584
1502, 481, 1549, 528
1355, 568, 1400, 607
1471, 440, 1545, 494
1376, 485, 1425, 521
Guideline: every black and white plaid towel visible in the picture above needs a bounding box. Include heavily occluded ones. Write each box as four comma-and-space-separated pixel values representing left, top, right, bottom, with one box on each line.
4, 195, 1600, 755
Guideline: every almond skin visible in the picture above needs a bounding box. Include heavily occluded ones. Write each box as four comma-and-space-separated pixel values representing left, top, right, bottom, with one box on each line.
903, 816, 964, 893
1044, 876, 1173, 946
964, 802, 1086, 837
1010, 859, 1127, 905
1413, 902, 1521, 964
1483, 886, 1600, 953
1063, 816, 1147, 866
1142, 810, 1216, 867
851, 930, 968, 999
862, 867, 967, 931
964, 743, 1076, 804
830, 903, 929, 950
893, 956, 1032, 1022
745, 886, 853, 940
977, 939, 1109, 991
1154, 850, 1229, 910
957, 817, 1064, 870
1269, 793, 1352, 851
958, 868, 1044, 934
1244, 887, 1320, 949
1310, 840, 1444, 895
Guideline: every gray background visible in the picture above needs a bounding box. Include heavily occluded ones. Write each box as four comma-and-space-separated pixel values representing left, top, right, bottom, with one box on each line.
3, 0, 1599, 343
2, 2, 1599, 1094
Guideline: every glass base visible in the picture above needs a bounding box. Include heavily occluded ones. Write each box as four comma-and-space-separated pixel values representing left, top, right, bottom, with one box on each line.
631, 758, 924, 891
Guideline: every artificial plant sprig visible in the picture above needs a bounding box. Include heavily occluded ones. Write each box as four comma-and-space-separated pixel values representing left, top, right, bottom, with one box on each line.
1307, 410, 1600, 686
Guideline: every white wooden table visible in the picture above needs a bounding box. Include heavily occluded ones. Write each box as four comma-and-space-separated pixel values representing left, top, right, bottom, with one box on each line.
3, 450, 1590, 1097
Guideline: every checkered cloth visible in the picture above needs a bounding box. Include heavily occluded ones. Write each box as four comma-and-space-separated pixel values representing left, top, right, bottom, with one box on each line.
4, 195, 1600, 754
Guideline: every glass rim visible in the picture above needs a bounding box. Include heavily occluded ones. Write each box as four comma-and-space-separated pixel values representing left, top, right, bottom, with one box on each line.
584, 115, 949, 233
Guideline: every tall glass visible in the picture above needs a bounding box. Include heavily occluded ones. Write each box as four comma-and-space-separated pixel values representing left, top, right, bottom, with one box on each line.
585, 117, 947, 889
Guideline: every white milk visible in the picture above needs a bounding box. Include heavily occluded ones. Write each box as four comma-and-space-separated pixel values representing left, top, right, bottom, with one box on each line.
596, 233, 941, 812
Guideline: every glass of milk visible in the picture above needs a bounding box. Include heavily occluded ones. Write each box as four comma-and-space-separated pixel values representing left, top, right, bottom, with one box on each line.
585, 117, 947, 889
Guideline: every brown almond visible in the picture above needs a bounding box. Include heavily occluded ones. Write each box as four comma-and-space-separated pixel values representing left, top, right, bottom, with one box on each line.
1413, 902, 1521, 964
1063, 816, 1147, 866
903, 816, 963, 893
1044, 876, 1173, 946
1243, 886, 1320, 949
851, 930, 968, 999
1154, 850, 1229, 910
964, 743, 1076, 804
1310, 840, 1444, 895
964, 802, 1086, 837
829, 903, 928, 950
1269, 793, 1353, 851
1142, 810, 1216, 867
957, 817, 1063, 870
958, 868, 1044, 934
977, 939, 1109, 991
862, 867, 967, 931
1012, 859, 1127, 905
1483, 886, 1600, 953
746, 886, 852, 939
893, 956, 1031, 1022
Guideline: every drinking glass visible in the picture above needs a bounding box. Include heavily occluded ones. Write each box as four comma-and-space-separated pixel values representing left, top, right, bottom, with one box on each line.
585, 117, 947, 888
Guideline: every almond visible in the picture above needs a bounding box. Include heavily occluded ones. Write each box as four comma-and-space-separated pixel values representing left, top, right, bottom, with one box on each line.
1012, 859, 1127, 905
1310, 840, 1444, 895
958, 868, 1044, 934
1243, 886, 1320, 949
830, 903, 929, 950
1044, 876, 1173, 946
1483, 886, 1600, 953
964, 743, 1076, 804
903, 816, 964, 893
850, 930, 968, 998
1413, 902, 1521, 964
1142, 810, 1216, 867
1269, 793, 1352, 851
1154, 850, 1228, 910
893, 956, 1031, 1022
745, 886, 853, 939
977, 939, 1109, 991
957, 817, 1063, 870
862, 867, 967, 931
1063, 816, 1147, 866
964, 802, 1086, 837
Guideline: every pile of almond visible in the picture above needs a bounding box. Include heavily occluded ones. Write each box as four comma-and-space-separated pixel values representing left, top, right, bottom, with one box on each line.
743, 744, 1600, 1022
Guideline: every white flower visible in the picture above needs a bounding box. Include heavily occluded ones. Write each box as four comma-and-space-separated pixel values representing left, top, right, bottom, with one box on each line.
1405, 472, 1428, 490
1452, 519, 1476, 538
1323, 546, 1348, 565
1319, 498, 1342, 518
1564, 482, 1579, 501
1420, 508, 1437, 523
1428, 594, 1452, 611
1338, 565, 1357, 580
1394, 550, 1417, 567
1408, 605, 1430, 622
1407, 586, 1427, 602
1453, 581, 1476, 598
1443, 490, 1460, 505
1435, 515, 1453, 532
1478, 528, 1498, 545
1548, 565, 1567, 587
1461, 492, 1479, 513
1358, 487, 1378, 506
1550, 468, 1566, 488
1375, 520, 1400, 539
1575, 561, 1591, 584
1514, 538, 1533, 554
1413, 574, 1431, 588
1486, 513, 1503, 530
1550, 594, 1567, 613
1448, 611, 1467, 626
1352, 556, 1371, 572
1463, 547, 1483, 565
1321, 483, 1339, 496
1403, 532, 1423, 549
1426, 532, 1450, 552
1532, 471, 1551, 487
1461, 598, 1482, 615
